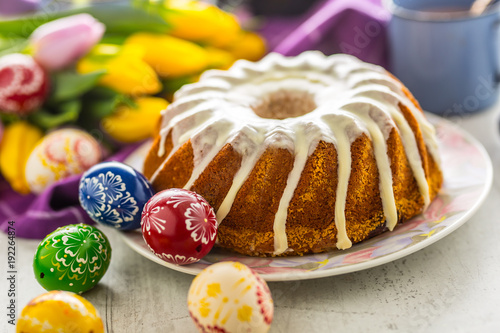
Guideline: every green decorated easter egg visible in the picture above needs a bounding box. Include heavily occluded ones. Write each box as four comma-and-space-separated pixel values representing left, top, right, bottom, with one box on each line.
33, 224, 111, 294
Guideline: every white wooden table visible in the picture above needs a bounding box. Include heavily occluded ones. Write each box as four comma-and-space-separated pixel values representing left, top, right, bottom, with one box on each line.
2, 103, 500, 333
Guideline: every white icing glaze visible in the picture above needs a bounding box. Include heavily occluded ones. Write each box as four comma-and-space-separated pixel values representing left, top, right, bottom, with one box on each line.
340, 100, 398, 231
321, 113, 359, 250
150, 51, 441, 254
216, 127, 265, 223
273, 123, 322, 254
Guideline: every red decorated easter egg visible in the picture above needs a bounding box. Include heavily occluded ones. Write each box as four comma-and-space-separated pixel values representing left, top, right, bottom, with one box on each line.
141, 189, 218, 265
0, 53, 49, 114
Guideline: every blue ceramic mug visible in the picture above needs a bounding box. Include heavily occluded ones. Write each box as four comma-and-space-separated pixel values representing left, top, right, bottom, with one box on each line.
385, 0, 500, 115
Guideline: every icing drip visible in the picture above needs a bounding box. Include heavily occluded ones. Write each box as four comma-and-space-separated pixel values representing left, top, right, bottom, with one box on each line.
215, 149, 262, 223
348, 86, 432, 208
216, 127, 264, 223
150, 51, 441, 254
183, 118, 235, 189
272, 124, 321, 255
341, 100, 398, 231
321, 113, 362, 250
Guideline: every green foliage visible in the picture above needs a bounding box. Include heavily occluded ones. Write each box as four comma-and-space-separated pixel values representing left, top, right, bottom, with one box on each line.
0, 113, 21, 126
82, 86, 132, 118
72, 86, 135, 133
0, 4, 171, 39
0, 37, 28, 56
49, 70, 106, 103
29, 100, 81, 130
162, 76, 197, 94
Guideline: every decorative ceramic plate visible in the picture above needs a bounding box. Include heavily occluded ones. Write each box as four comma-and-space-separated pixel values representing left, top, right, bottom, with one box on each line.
120, 114, 493, 281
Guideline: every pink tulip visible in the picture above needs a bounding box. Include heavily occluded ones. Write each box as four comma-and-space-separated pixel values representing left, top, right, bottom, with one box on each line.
30, 14, 105, 71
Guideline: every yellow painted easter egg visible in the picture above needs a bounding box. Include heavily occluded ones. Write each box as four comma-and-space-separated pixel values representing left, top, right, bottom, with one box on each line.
25, 128, 102, 194
16, 290, 104, 333
188, 261, 273, 333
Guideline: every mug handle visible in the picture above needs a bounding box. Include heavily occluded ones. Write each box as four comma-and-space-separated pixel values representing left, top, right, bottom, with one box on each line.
495, 19, 500, 84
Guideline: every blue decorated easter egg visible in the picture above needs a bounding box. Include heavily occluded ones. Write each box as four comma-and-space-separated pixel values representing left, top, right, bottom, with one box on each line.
79, 161, 154, 230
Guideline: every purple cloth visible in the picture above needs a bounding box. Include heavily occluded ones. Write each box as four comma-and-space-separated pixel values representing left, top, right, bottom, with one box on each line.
260, 0, 390, 67
0, 0, 40, 16
0, 144, 140, 239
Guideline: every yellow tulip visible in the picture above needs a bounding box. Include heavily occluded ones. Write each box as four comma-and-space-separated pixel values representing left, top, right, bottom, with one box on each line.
125, 32, 209, 78
101, 97, 169, 143
162, 0, 241, 48
205, 46, 235, 70
77, 44, 162, 95
0, 121, 43, 194
223, 31, 267, 62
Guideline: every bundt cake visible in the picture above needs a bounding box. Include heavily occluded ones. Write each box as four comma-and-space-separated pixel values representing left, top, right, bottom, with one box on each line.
143, 51, 443, 257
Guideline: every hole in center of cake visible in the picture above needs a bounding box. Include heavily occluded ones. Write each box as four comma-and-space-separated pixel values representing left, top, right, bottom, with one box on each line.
251, 90, 317, 119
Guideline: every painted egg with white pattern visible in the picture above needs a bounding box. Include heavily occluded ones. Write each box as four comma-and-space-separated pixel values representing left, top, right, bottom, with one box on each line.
16, 290, 104, 333
33, 224, 111, 294
0, 53, 49, 115
79, 161, 154, 230
141, 188, 218, 265
25, 128, 102, 194
188, 261, 274, 333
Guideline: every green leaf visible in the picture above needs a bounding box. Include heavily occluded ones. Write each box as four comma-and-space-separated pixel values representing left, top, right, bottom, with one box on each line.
49, 70, 106, 103
77, 86, 137, 133
29, 100, 81, 130
99, 34, 129, 45
0, 5, 171, 39
86, 85, 117, 99
0, 113, 22, 126
85, 97, 116, 119
82, 86, 120, 119
132, 0, 177, 22
0, 38, 28, 56
116, 94, 137, 109
162, 76, 196, 93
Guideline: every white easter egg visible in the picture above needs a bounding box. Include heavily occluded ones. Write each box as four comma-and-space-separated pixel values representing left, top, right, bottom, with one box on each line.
188, 261, 274, 333
25, 128, 102, 194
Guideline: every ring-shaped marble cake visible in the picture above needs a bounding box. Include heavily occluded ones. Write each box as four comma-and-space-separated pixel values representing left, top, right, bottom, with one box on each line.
143, 51, 443, 257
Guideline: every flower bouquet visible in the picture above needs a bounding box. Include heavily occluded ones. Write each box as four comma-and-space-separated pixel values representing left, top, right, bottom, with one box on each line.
0, 0, 265, 239
0, 0, 266, 195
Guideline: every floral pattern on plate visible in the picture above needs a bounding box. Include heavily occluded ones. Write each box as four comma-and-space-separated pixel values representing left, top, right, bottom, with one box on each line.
120, 114, 493, 281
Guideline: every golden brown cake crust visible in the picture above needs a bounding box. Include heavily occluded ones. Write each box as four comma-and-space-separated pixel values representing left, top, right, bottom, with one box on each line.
214, 119, 442, 256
